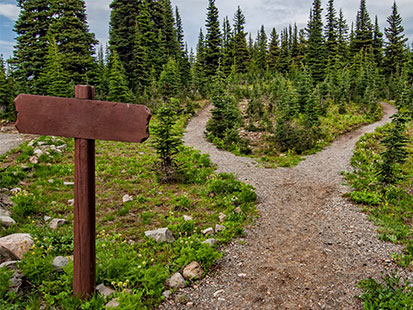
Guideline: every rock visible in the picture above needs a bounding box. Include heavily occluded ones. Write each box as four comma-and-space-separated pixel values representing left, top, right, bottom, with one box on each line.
27, 140, 35, 147
96, 283, 115, 298
0, 216, 15, 227
183, 215, 193, 222
166, 272, 186, 289
215, 224, 225, 232
122, 194, 133, 203
0, 208, 10, 217
202, 238, 217, 247
234, 207, 242, 214
238, 273, 247, 278
144, 228, 175, 243
10, 188, 21, 194
49, 218, 67, 230
0, 260, 18, 270
67, 199, 74, 206
202, 227, 214, 236
162, 290, 171, 299
9, 271, 23, 293
48, 179, 54, 183
2, 196, 13, 206
105, 298, 120, 308
44, 216, 52, 222
56, 144, 67, 150
218, 213, 227, 222
33, 148, 43, 157
63, 182, 74, 186
29, 156, 39, 164
213, 289, 224, 297
183, 261, 204, 280
52, 256, 70, 271
0, 233, 33, 259
0, 245, 19, 263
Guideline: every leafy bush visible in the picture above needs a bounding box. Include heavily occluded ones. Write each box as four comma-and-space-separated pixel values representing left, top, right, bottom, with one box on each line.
11, 189, 39, 218
0, 267, 12, 299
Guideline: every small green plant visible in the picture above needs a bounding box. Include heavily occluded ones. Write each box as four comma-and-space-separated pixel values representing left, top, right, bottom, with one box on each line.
0, 267, 13, 299
11, 189, 39, 218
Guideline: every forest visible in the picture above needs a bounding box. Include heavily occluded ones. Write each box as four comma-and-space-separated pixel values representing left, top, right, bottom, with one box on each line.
0, 0, 412, 308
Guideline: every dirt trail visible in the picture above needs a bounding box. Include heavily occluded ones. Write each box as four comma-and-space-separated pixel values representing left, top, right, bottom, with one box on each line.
160, 103, 406, 310
0, 132, 23, 156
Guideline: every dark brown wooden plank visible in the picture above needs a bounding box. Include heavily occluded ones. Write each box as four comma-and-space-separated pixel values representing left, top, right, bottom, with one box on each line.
14, 94, 151, 143
73, 85, 96, 298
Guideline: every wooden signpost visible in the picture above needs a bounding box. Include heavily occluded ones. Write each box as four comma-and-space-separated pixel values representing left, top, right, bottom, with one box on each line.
14, 85, 151, 298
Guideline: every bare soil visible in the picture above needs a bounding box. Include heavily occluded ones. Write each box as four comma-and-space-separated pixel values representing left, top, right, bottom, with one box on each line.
160, 102, 410, 310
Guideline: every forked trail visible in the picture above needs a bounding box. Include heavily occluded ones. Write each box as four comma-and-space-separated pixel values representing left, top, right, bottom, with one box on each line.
161, 102, 404, 310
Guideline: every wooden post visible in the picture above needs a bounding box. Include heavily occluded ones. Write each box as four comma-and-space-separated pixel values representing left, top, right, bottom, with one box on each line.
73, 85, 96, 298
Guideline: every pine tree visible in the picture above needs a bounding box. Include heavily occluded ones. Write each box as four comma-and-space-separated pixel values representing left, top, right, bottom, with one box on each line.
325, 0, 338, 61
38, 35, 73, 97
233, 6, 249, 74
0, 57, 15, 119
372, 16, 384, 67
95, 44, 109, 100
337, 9, 349, 62
384, 1, 408, 75
278, 28, 291, 73
204, 0, 221, 77
161, 0, 178, 58
175, 7, 191, 88
108, 51, 134, 103
257, 25, 268, 71
11, 0, 51, 93
109, 0, 140, 80
221, 16, 234, 75
352, 0, 373, 54
268, 28, 281, 72
158, 57, 180, 98
48, 0, 97, 85
306, 0, 326, 82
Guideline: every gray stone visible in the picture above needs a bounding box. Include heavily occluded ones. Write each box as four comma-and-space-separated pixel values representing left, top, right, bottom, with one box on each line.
0, 245, 19, 263
96, 283, 115, 298
0, 233, 33, 259
44, 216, 52, 222
0, 216, 15, 227
144, 228, 175, 243
162, 290, 171, 299
0, 208, 10, 217
202, 238, 217, 247
202, 227, 214, 236
122, 194, 133, 203
52, 256, 70, 271
27, 140, 35, 147
49, 218, 67, 230
234, 207, 242, 214
166, 272, 186, 289
183, 215, 193, 222
215, 224, 225, 232
29, 156, 39, 164
2, 196, 12, 206
63, 182, 74, 186
9, 271, 23, 293
10, 188, 21, 194
218, 213, 227, 222
0, 260, 19, 270
67, 199, 74, 206
183, 261, 204, 280
33, 148, 43, 157
56, 144, 67, 150
105, 298, 120, 308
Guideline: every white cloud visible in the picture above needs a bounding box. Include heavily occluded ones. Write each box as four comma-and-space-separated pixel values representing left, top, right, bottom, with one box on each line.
0, 4, 20, 21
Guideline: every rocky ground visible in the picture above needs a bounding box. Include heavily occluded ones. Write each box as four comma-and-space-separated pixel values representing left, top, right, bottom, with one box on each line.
160, 102, 411, 310
0, 124, 23, 156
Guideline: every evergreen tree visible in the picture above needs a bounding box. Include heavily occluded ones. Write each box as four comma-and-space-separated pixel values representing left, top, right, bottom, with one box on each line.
195, 29, 208, 96
12, 0, 51, 92
257, 25, 268, 71
204, 0, 221, 77
158, 57, 180, 98
161, 0, 179, 58
325, 0, 338, 61
108, 51, 134, 103
48, 0, 97, 85
279, 28, 291, 73
372, 16, 384, 67
306, 0, 326, 82
175, 7, 191, 88
352, 0, 373, 54
268, 28, 281, 72
233, 6, 249, 74
337, 9, 349, 62
221, 16, 234, 75
0, 57, 15, 119
109, 0, 140, 79
384, 1, 408, 75
95, 44, 109, 100
38, 35, 73, 97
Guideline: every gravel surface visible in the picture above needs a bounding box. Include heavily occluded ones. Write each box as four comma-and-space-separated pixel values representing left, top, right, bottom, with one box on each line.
160, 102, 411, 310
0, 132, 23, 156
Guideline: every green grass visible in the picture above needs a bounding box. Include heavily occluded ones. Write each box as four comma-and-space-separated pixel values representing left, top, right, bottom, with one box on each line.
0, 113, 257, 309
345, 119, 412, 307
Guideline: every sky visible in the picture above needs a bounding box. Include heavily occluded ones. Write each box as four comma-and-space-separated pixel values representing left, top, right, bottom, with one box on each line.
0, 0, 412, 60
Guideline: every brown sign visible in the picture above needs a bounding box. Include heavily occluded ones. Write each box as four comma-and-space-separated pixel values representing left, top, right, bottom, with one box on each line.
14, 85, 151, 299
15, 94, 151, 143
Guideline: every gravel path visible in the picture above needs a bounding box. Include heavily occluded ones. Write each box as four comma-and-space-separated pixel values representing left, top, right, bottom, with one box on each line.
0, 132, 23, 156
160, 102, 409, 310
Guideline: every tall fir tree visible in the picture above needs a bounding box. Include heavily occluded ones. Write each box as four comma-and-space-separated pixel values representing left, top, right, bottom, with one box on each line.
175, 6, 191, 88
337, 9, 349, 62
12, 0, 51, 93
384, 1, 408, 75
204, 0, 221, 77
233, 6, 250, 73
279, 28, 291, 73
221, 16, 234, 75
325, 0, 338, 61
161, 0, 179, 59
108, 51, 134, 103
48, 0, 97, 85
257, 25, 268, 71
268, 28, 281, 72
372, 16, 384, 68
352, 0, 373, 54
195, 29, 208, 95
306, 0, 326, 82
0, 57, 15, 118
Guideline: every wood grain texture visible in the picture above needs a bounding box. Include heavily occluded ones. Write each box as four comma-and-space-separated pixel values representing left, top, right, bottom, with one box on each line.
14, 93, 151, 143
